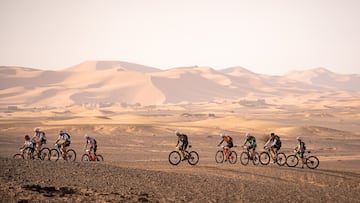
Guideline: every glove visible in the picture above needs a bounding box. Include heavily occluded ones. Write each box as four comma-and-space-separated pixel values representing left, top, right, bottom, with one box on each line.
54, 144, 58, 147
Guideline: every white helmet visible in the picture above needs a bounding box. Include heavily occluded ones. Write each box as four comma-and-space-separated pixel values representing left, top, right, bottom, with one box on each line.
296, 136, 302, 140
245, 132, 251, 138
220, 133, 225, 138
175, 130, 181, 136
84, 134, 90, 139
34, 127, 40, 132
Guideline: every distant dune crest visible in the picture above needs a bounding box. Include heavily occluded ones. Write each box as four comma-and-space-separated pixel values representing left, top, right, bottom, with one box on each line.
0, 61, 359, 108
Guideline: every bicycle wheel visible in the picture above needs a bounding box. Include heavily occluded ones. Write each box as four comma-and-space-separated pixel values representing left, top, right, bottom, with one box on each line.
81, 154, 90, 161
23, 147, 34, 160
286, 155, 299, 167
228, 151, 237, 164
66, 149, 76, 161
306, 156, 319, 169
187, 151, 199, 165
49, 149, 59, 161
215, 150, 224, 163
259, 152, 270, 165
39, 147, 50, 160
13, 154, 23, 159
240, 152, 249, 165
252, 153, 260, 165
96, 154, 104, 161
168, 151, 181, 165
276, 152, 287, 166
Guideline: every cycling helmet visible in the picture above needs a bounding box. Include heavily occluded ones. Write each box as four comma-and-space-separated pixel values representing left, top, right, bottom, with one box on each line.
296, 136, 302, 140
245, 132, 251, 138
59, 130, 65, 134
34, 127, 40, 132
84, 134, 90, 139
175, 130, 181, 136
220, 133, 225, 138
24, 135, 30, 140
270, 132, 275, 137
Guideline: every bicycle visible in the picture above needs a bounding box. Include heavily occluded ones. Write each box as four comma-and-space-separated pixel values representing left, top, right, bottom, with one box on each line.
81, 149, 104, 161
49, 144, 76, 161
14, 145, 50, 160
215, 146, 237, 164
239, 146, 260, 165
168, 145, 199, 166
286, 150, 320, 169
259, 146, 287, 166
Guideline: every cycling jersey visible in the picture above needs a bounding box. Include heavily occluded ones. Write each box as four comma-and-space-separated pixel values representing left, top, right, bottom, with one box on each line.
34, 131, 46, 144
58, 133, 70, 141
219, 136, 233, 148
246, 136, 257, 149
177, 134, 188, 150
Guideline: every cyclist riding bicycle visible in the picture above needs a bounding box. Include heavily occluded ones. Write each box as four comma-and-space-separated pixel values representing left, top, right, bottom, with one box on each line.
217, 133, 234, 161
264, 132, 282, 162
32, 127, 47, 154
55, 130, 71, 159
295, 136, 306, 168
84, 134, 97, 155
20, 134, 35, 152
243, 132, 257, 159
175, 130, 189, 160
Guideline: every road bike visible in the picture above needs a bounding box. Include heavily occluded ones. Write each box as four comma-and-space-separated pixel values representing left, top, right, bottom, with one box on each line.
81, 149, 104, 161
286, 150, 319, 169
215, 146, 237, 164
168, 145, 199, 166
239, 146, 260, 165
259, 146, 287, 166
49, 144, 76, 161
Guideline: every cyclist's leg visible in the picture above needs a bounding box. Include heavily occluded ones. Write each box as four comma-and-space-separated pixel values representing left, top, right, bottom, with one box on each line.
223, 146, 229, 160
299, 151, 305, 168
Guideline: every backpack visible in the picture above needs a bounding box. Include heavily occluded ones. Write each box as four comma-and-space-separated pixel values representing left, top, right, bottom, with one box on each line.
65, 133, 71, 139
302, 141, 306, 150
274, 135, 281, 147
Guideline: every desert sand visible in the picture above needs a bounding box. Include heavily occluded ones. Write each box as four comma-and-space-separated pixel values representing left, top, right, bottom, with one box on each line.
0, 99, 359, 202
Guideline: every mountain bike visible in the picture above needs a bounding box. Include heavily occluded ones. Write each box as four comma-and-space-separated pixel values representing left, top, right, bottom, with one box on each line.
286, 150, 319, 169
168, 145, 199, 165
81, 149, 104, 161
259, 146, 287, 166
49, 144, 76, 161
14, 146, 50, 160
239, 146, 260, 165
215, 146, 237, 164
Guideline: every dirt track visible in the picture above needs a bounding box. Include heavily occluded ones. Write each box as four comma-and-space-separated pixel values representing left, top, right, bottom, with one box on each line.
1, 157, 359, 203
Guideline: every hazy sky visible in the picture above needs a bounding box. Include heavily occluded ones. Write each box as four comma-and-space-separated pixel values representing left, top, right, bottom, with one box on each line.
1, 0, 359, 74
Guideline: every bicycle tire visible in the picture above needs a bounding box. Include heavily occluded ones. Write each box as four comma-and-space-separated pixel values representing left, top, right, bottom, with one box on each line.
168, 151, 181, 165
39, 147, 51, 160
276, 152, 287, 166
240, 152, 249, 165
286, 155, 299, 167
81, 154, 90, 161
187, 151, 199, 165
215, 150, 224, 163
49, 149, 59, 161
252, 153, 260, 165
228, 151, 237, 164
96, 154, 104, 161
13, 154, 23, 159
306, 156, 319, 169
23, 147, 34, 160
66, 149, 76, 161
259, 151, 270, 165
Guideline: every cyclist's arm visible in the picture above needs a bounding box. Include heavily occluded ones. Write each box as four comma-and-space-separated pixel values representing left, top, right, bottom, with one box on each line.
264, 139, 271, 146
218, 139, 224, 146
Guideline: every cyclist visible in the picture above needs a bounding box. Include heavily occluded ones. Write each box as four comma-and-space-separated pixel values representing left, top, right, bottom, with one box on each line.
175, 130, 189, 160
264, 132, 282, 162
84, 134, 97, 155
295, 136, 306, 168
32, 127, 47, 154
217, 133, 234, 161
243, 132, 258, 159
55, 130, 71, 159
20, 134, 35, 152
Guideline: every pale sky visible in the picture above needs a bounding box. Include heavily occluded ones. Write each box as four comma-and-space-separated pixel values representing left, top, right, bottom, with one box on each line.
1, 0, 359, 74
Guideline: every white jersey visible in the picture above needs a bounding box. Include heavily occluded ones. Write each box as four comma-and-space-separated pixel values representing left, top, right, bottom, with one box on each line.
58, 133, 70, 141
24, 140, 34, 148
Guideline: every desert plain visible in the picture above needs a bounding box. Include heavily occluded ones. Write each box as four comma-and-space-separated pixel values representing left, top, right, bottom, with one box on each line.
0, 63, 360, 202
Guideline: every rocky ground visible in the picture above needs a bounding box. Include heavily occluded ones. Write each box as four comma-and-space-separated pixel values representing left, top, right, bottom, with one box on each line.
1, 157, 359, 203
